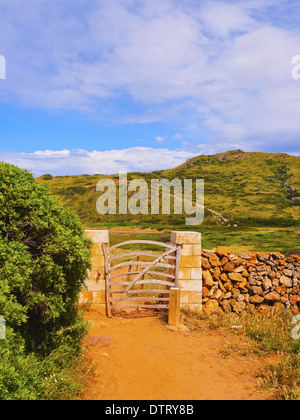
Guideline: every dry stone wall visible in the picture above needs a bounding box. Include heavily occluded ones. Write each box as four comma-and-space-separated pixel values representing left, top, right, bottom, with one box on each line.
81, 230, 300, 317
202, 248, 300, 316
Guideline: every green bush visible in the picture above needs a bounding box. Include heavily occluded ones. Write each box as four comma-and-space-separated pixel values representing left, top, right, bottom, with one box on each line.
0, 162, 92, 399
41, 174, 53, 181
0, 327, 92, 400
58, 186, 87, 197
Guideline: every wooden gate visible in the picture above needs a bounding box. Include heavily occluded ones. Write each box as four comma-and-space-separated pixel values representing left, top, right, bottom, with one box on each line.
103, 240, 181, 317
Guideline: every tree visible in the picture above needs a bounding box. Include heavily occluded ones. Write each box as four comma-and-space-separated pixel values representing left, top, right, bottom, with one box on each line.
0, 162, 92, 355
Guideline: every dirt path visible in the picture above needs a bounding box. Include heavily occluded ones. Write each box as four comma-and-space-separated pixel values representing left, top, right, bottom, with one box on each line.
81, 310, 274, 400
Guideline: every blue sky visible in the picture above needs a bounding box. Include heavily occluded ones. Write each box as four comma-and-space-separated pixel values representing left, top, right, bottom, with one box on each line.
0, 0, 299, 176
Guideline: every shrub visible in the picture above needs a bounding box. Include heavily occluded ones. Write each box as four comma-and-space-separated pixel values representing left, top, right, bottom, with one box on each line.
0, 327, 93, 400
41, 174, 53, 181
58, 186, 87, 197
0, 162, 92, 398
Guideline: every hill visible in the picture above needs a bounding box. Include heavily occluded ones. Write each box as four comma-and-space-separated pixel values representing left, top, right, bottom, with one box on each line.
36, 150, 300, 228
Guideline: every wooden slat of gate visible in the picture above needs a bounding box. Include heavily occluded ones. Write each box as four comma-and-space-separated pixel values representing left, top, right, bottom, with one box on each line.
111, 279, 175, 287
113, 305, 169, 310
109, 260, 175, 272
110, 289, 171, 295
108, 240, 176, 252
109, 251, 176, 261
111, 297, 170, 302
110, 271, 175, 280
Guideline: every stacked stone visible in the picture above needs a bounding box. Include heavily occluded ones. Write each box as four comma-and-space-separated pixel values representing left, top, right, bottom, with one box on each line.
202, 248, 300, 315
79, 230, 108, 314
171, 231, 202, 311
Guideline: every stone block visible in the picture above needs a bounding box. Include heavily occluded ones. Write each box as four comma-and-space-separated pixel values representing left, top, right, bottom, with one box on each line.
178, 268, 191, 280
190, 268, 202, 280
91, 243, 105, 255
180, 245, 193, 256
192, 245, 202, 256
85, 230, 109, 244
179, 280, 202, 292
180, 291, 190, 304
180, 256, 201, 269
91, 255, 105, 268
182, 303, 202, 313
85, 279, 106, 292
88, 267, 105, 282
171, 231, 201, 245
187, 292, 202, 305
93, 291, 106, 304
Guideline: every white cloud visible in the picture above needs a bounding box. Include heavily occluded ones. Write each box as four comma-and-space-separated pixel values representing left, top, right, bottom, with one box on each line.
0, 0, 300, 154
195, 24, 300, 150
155, 136, 167, 144
195, 0, 259, 37
0, 147, 194, 177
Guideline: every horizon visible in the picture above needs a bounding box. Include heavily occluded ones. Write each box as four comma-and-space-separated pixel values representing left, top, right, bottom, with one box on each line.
32, 149, 299, 178
0, 0, 300, 176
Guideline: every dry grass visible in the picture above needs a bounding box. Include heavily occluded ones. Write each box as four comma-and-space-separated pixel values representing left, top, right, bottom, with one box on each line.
181, 308, 300, 400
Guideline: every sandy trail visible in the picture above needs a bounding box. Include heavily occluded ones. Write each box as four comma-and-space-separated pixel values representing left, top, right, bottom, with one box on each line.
81, 310, 273, 401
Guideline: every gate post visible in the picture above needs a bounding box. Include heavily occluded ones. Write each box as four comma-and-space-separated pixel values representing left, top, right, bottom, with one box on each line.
80, 230, 109, 314
171, 231, 202, 312
168, 288, 181, 327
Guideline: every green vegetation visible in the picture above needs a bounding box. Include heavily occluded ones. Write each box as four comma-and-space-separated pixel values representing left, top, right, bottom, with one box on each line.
58, 186, 87, 197
37, 150, 299, 251
0, 162, 92, 399
41, 174, 53, 181
37, 149, 299, 254
98, 224, 299, 256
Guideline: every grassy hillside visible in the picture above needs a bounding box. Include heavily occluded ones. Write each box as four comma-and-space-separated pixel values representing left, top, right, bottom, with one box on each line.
37, 150, 300, 228
165, 150, 300, 224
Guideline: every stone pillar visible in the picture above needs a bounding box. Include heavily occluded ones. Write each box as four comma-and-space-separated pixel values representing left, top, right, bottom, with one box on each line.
79, 230, 109, 314
171, 231, 202, 312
